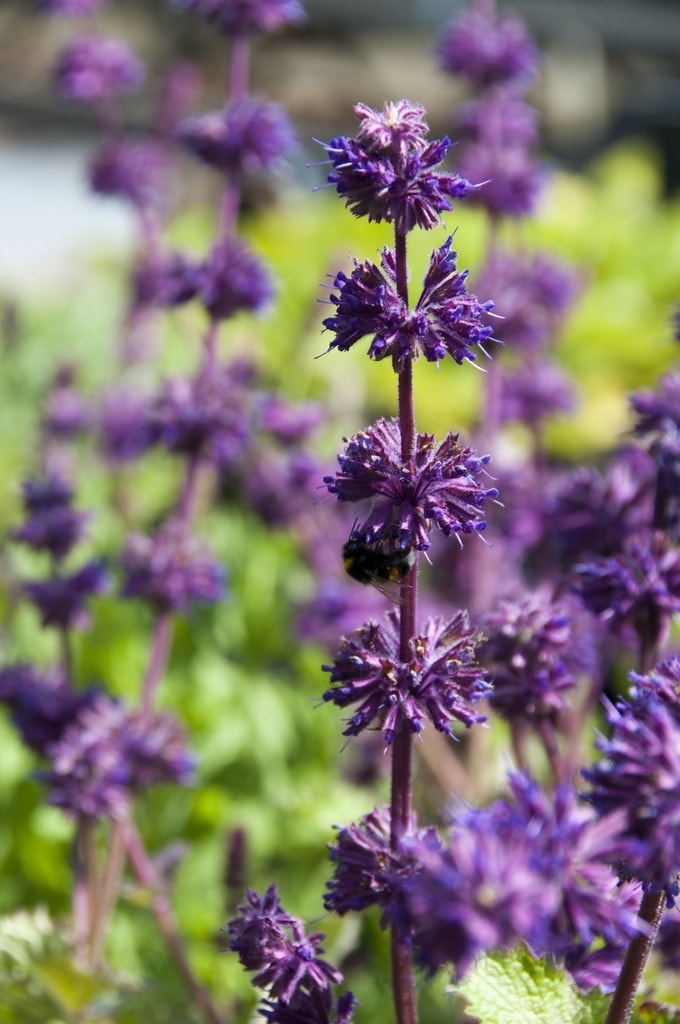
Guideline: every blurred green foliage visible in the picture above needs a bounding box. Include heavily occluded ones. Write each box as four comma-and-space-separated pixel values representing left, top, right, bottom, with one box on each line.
0, 138, 678, 1022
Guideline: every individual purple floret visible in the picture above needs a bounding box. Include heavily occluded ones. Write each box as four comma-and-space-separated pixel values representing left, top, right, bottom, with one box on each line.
173, 0, 306, 37
120, 519, 226, 613
479, 589, 587, 722
322, 609, 490, 743
321, 100, 475, 234
45, 695, 195, 820
583, 691, 680, 905
324, 806, 439, 918
474, 248, 577, 353
0, 662, 99, 756
572, 529, 680, 649
199, 239, 275, 321
324, 418, 497, 551
54, 35, 144, 104
98, 386, 154, 463
23, 560, 110, 630
88, 140, 171, 211
261, 989, 357, 1024
497, 361, 576, 428
178, 98, 297, 175
436, 3, 538, 87
227, 884, 342, 1004
148, 364, 250, 470
322, 238, 495, 369
630, 655, 680, 711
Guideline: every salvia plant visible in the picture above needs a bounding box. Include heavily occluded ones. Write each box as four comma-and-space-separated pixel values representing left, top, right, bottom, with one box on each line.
2, 1, 680, 1023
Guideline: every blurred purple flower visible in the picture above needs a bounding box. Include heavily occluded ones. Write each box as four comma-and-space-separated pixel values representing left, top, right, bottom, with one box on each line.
259, 395, 322, 446
583, 692, 680, 904
227, 884, 342, 1004
261, 989, 356, 1024
98, 386, 154, 463
630, 371, 680, 437
455, 135, 544, 220
41, 365, 89, 439
178, 98, 297, 175
131, 251, 201, 308
89, 139, 171, 211
121, 519, 226, 613
475, 248, 577, 352
322, 238, 495, 369
45, 695, 195, 819
13, 473, 87, 561
436, 5, 538, 87
322, 609, 490, 743
479, 589, 588, 722
173, 0, 306, 36
498, 360, 576, 427
149, 364, 250, 470
54, 35, 144, 104
0, 662, 99, 756
21, 474, 73, 514
322, 100, 474, 234
199, 239, 275, 321
324, 417, 497, 551
245, 451, 322, 527
23, 560, 110, 630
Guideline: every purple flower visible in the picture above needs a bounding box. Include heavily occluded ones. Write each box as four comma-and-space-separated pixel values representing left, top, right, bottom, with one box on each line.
245, 451, 323, 528
23, 560, 110, 630
178, 98, 297, 175
120, 519, 226, 613
322, 101, 474, 234
322, 610, 490, 743
479, 589, 588, 723
474, 248, 577, 353
227, 885, 342, 1004
173, 0, 306, 37
497, 361, 576, 427
324, 806, 439, 919
98, 386, 154, 463
54, 35, 144, 104
436, 5, 538, 87
259, 395, 322, 446
261, 989, 356, 1024
0, 662, 99, 756
199, 239, 275, 321
45, 695, 195, 820
41, 365, 89, 439
131, 252, 201, 309
455, 136, 544, 220
322, 238, 495, 369
630, 371, 680, 437
583, 692, 680, 902
324, 418, 498, 551
572, 529, 680, 649
21, 474, 73, 514
88, 140, 171, 211
13, 473, 87, 560
630, 655, 680, 711
148, 364, 250, 470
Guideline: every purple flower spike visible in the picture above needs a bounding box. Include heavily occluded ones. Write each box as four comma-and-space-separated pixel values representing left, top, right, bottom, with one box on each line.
479, 589, 587, 723
120, 519, 226, 614
178, 98, 297, 175
583, 693, 680, 903
436, 5, 538, 87
227, 885, 342, 1004
131, 252, 201, 309
323, 238, 494, 369
98, 386, 154, 464
324, 418, 497, 551
497, 361, 576, 428
172, 0, 306, 37
13, 506, 88, 562
199, 239, 275, 321
46, 696, 195, 820
54, 36, 144, 104
0, 662, 99, 756
322, 101, 474, 234
89, 140, 171, 211
23, 560, 110, 630
322, 610, 490, 743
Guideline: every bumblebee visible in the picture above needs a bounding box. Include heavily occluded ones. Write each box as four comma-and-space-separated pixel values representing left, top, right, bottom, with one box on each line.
342, 536, 415, 602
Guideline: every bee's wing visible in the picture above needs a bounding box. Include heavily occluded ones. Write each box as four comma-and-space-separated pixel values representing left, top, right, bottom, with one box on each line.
368, 574, 410, 605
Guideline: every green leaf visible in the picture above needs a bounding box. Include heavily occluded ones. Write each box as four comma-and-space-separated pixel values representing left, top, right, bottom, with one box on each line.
455, 945, 609, 1024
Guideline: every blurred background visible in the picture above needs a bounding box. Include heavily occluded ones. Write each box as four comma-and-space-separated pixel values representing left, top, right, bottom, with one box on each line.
1, 0, 680, 290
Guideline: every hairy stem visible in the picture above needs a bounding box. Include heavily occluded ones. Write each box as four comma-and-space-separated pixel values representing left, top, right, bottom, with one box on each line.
604, 889, 665, 1024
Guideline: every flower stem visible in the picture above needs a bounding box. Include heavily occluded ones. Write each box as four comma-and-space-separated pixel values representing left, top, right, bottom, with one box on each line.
604, 889, 665, 1024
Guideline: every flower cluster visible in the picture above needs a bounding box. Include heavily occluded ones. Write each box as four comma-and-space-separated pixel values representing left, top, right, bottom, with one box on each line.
227, 885, 354, 1023
173, 0, 306, 37
322, 237, 495, 369
54, 35, 144, 104
324, 418, 497, 551
0, 662, 99, 757
322, 610, 490, 743
13, 473, 87, 561
322, 100, 475, 234
178, 98, 297, 175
